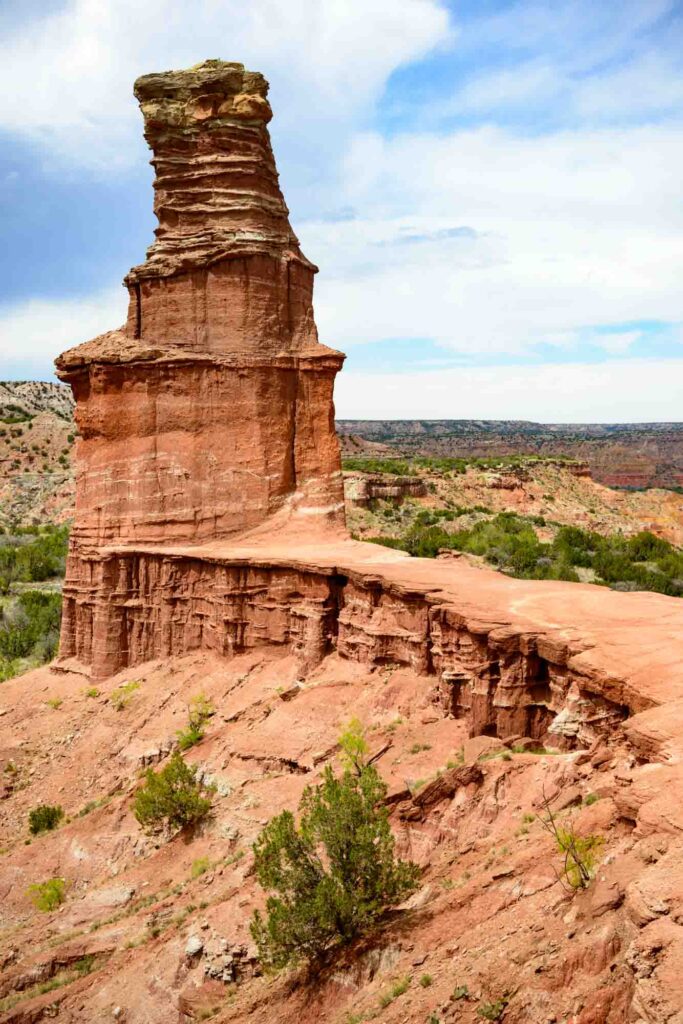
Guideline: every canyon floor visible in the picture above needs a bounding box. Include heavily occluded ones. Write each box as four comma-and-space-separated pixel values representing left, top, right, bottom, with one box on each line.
345, 458, 683, 549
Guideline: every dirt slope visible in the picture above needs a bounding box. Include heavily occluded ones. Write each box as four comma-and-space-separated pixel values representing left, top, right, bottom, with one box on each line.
2, 644, 683, 1024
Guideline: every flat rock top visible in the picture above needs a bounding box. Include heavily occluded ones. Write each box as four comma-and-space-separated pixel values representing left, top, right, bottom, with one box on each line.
103, 527, 683, 715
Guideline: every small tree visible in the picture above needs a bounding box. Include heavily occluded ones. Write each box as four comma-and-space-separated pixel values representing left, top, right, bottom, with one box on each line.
28, 877, 67, 912
177, 693, 214, 750
250, 722, 419, 970
539, 791, 603, 891
133, 752, 215, 834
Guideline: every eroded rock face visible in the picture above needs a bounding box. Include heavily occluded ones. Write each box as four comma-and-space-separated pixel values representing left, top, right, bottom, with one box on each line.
343, 473, 427, 508
55, 61, 345, 553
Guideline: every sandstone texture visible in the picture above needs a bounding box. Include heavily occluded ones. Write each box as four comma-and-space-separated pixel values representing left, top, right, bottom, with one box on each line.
344, 472, 427, 509
56, 60, 345, 554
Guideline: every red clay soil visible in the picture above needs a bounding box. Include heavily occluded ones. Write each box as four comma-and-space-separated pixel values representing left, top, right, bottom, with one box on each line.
3, 629, 683, 1023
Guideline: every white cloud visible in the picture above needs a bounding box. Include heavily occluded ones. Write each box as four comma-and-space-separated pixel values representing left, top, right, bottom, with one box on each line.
1, 0, 681, 425
592, 331, 641, 355
335, 358, 683, 422
301, 121, 683, 356
0, 288, 127, 377
0, 0, 451, 171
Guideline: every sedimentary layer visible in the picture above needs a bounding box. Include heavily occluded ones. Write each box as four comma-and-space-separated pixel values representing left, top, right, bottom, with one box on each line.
58, 536, 683, 762
55, 60, 346, 629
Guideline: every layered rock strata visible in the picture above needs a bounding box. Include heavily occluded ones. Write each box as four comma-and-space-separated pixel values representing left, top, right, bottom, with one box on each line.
55, 61, 683, 768
343, 473, 427, 508
58, 535, 683, 761
56, 61, 344, 553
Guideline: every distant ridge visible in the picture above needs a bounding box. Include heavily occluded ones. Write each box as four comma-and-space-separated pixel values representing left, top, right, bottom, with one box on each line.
337, 420, 683, 489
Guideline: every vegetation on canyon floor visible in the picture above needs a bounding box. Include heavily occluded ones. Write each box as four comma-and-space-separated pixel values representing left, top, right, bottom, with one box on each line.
0, 523, 68, 593
0, 523, 68, 680
0, 589, 63, 681
250, 721, 420, 970
369, 511, 683, 596
343, 453, 578, 477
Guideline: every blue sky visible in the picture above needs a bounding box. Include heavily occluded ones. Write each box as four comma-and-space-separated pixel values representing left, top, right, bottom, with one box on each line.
0, 0, 681, 420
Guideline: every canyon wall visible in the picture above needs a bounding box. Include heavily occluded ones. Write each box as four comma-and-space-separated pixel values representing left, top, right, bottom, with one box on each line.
344, 473, 427, 508
59, 545, 639, 755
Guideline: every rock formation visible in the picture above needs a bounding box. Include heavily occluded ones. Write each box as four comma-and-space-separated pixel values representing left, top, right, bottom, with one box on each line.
56, 61, 345, 552
344, 472, 427, 508
5, 58, 683, 1024
56, 61, 347, 672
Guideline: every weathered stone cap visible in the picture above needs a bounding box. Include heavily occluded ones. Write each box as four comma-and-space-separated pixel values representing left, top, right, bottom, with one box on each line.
134, 59, 272, 125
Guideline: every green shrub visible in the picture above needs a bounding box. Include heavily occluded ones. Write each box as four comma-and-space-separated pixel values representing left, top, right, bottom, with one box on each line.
419, 973, 433, 987
0, 656, 20, 682
77, 796, 109, 817
379, 976, 411, 1007
133, 752, 215, 834
0, 526, 68, 593
365, 515, 683, 598
540, 795, 603, 889
477, 1000, 507, 1021
177, 693, 214, 750
28, 804, 64, 835
0, 590, 62, 660
342, 457, 413, 476
110, 680, 140, 711
28, 877, 67, 912
250, 723, 419, 970
191, 856, 211, 879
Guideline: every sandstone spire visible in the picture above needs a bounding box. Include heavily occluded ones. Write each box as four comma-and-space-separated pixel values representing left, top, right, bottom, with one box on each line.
56, 60, 346, 551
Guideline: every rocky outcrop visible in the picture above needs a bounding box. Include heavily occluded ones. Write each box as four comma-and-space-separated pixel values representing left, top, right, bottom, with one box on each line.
55, 61, 345, 557
344, 473, 427, 508
57, 533, 683, 766
54, 62, 683, 761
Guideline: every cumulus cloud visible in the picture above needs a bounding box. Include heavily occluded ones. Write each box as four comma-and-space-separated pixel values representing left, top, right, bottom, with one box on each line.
301, 122, 683, 356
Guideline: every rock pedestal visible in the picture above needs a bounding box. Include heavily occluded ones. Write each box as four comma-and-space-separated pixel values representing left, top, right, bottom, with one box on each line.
56, 61, 345, 552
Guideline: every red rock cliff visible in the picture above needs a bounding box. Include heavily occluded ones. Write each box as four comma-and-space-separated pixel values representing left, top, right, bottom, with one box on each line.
55, 61, 345, 551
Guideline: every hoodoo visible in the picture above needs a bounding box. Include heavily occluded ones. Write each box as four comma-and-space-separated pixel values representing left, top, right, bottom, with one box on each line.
56, 61, 345, 551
